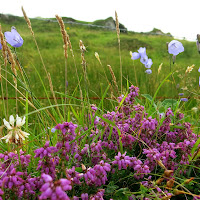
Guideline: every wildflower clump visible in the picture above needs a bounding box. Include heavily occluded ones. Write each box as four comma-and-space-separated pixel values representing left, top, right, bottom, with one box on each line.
1, 115, 29, 144
0, 85, 199, 199
131, 47, 153, 74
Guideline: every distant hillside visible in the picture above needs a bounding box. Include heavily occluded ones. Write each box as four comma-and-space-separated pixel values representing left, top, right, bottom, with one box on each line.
0, 13, 198, 99
0, 14, 172, 35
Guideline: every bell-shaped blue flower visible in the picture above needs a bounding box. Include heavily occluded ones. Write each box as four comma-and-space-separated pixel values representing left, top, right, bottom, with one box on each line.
0, 42, 2, 50
131, 52, 140, 60
145, 58, 153, 68
145, 69, 152, 74
140, 55, 148, 65
4, 27, 23, 48
138, 47, 146, 57
180, 98, 188, 102
168, 40, 184, 56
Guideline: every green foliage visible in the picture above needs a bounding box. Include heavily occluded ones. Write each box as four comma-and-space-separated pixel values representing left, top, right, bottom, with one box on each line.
1, 14, 200, 100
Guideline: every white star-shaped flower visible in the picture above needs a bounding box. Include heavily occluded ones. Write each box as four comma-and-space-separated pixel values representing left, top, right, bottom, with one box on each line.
1, 115, 29, 144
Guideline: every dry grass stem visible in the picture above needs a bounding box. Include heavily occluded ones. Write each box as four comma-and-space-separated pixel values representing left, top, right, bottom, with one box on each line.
6, 45, 17, 84
55, 15, 68, 60
22, 7, 61, 117
95, 52, 114, 95
0, 25, 8, 66
14, 54, 23, 76
108, 65, 119, 95
0, 64, 6, 117
0, 73, 57, 125
21, 7, 34, 36
47, 72, 63, 119
115, 11, 122, 94
22, 7, 48, 76
6, 45, 18, 112
158, 63, 163, 74
79, 40, 89, 84
115, 11, 120, 43
0, 25, 9, 116
55, 15, 70, 118
66, 34, 83, 101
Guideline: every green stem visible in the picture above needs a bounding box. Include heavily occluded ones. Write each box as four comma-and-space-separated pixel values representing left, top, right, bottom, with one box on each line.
148, 71, 173, 115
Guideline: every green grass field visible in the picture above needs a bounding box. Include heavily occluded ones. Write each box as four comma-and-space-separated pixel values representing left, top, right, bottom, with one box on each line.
0, 14, 200, 122
0, 13, 200, 200
1, 14, 199, 98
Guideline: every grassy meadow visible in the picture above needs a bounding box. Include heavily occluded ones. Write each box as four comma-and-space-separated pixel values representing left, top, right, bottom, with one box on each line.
1, 14, 200, 98
0, 12, 200, 200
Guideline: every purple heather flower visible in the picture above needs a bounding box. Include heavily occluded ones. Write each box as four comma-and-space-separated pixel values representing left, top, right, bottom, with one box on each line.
145, 69, 152, 74
159, 112, 165, 119
145, 58, 153, 68
168, 40, 184, 56
4, 27, 23, 48
180, 98, 188, 102
81, 193, 89, 200
131, 52, 140, 60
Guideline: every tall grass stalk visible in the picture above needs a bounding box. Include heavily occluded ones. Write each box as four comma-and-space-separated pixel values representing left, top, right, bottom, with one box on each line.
107, 64, 119, 97
47, 72, 63, 120
95, 52, 114, 96
67, 35, 83, 102
22, 7, 61, 121
0, 25, 8, 118
55, 15, 69, 119
0, 65, 6, 118
115, 11, 122, 94
148, 71, 173, 115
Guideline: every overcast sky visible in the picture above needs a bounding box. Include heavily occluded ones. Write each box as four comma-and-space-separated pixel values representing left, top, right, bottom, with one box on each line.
0, 0, 199, 41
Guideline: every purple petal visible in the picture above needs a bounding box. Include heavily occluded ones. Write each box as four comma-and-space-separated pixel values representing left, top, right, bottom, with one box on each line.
140, 55, 148, 65
131, 52, 140, 60
0, 42, 2, 50
145, 58, 153, 68
4, 28, 23, 48
138, 47, 146, 57
168, 40, 184, 56
199, 76, 200, 87
51, 128, 56, 133
180, 98, 188, 102
145, 69, 152, 74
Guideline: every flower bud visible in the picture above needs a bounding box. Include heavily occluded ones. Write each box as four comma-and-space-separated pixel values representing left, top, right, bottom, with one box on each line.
183, 177, 194, 184
156, 178, 164, 185
174, 189, 186, 196
81, 164, 86, 171
161, 195, 172, 200
166, 178, 175, 188
164, 170, 173, 177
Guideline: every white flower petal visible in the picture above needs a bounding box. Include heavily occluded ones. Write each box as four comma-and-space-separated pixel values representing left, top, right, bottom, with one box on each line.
18, 132, 25, 140
15, 132, 19, 140
21, 116, 26, 126
1, 132, 12, 143
3, 119, 12, 130
16, 115, 22, 127
9, 115, 15, 126
20, 130, 30, 138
